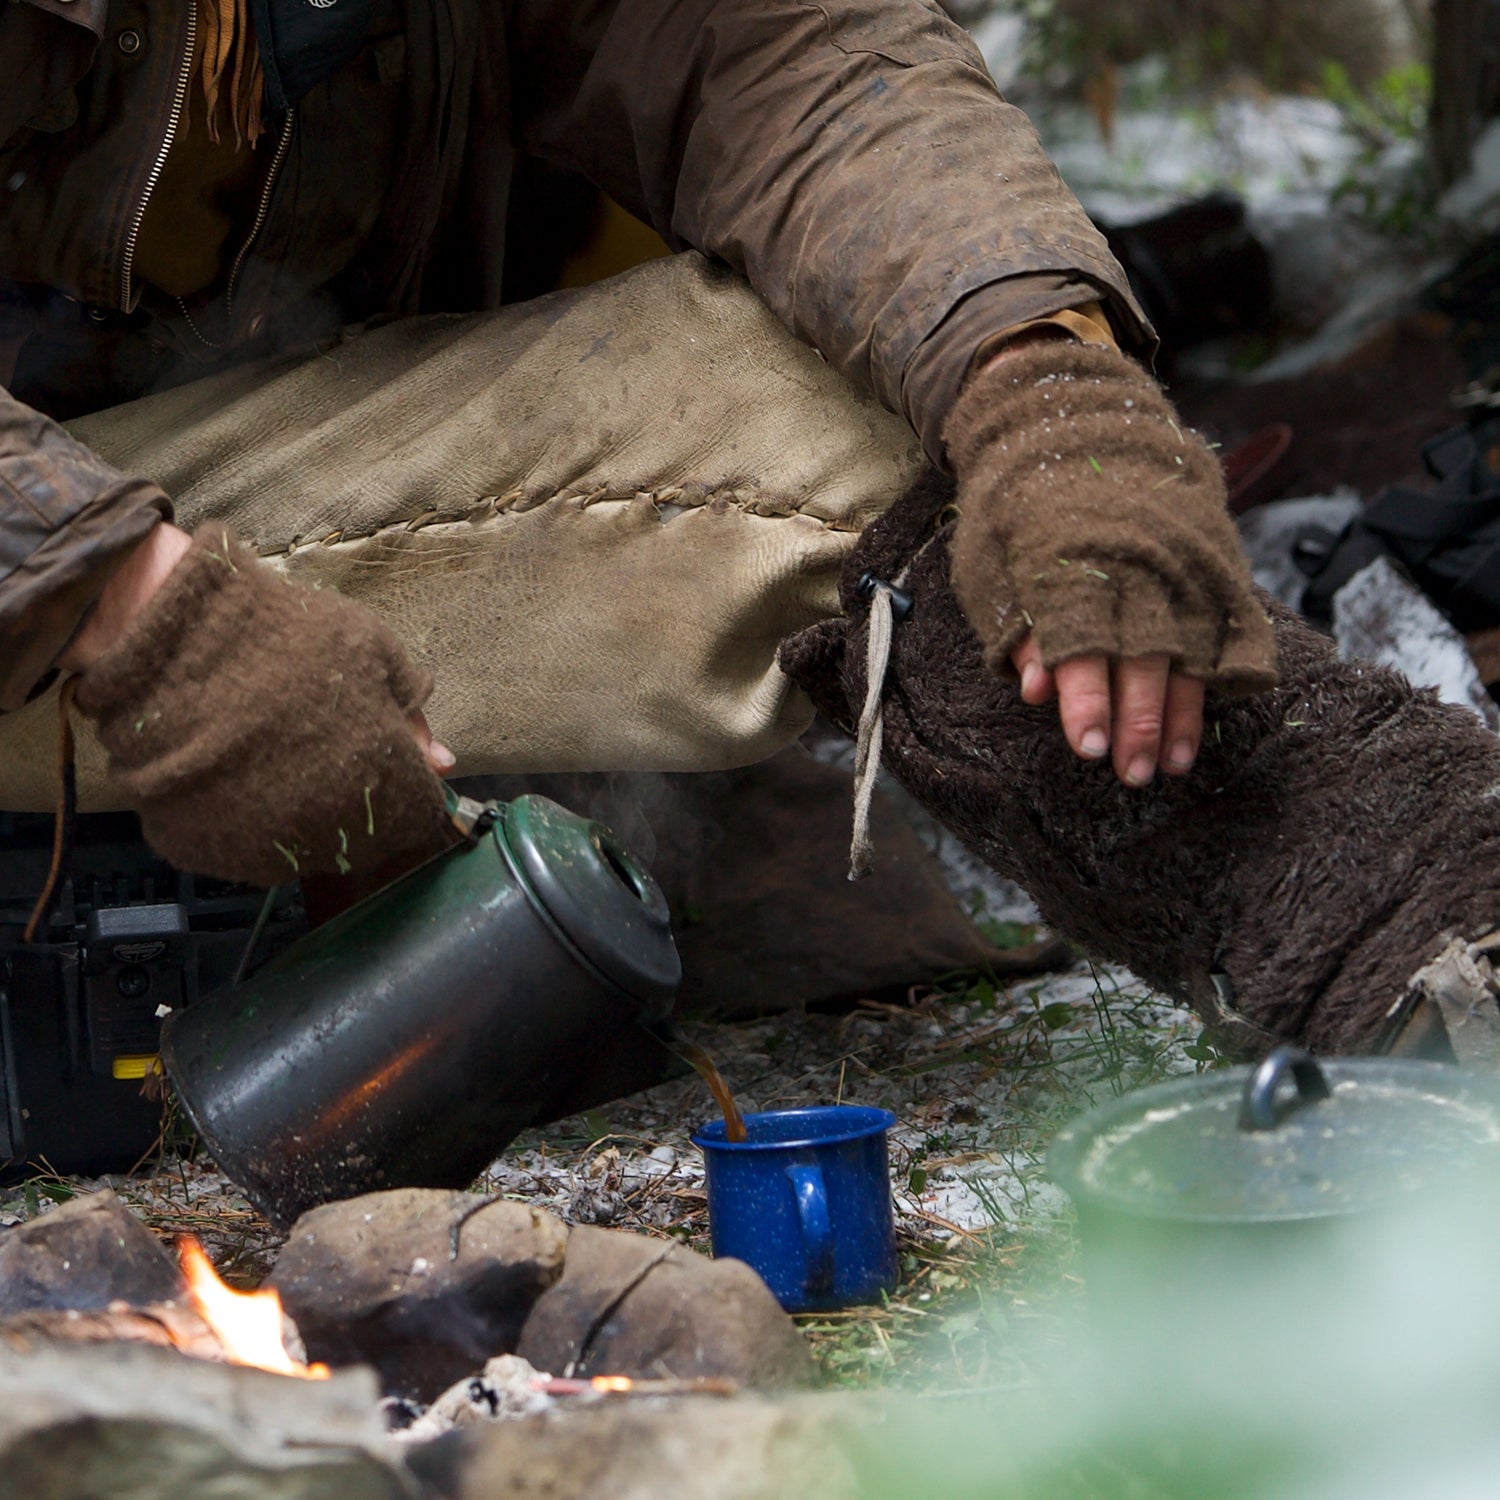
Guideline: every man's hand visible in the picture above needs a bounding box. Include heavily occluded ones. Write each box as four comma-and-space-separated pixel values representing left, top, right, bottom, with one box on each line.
63, 520, 455, 777
977, 332, 1207, 786
1011, 639, 1204, 786
69, 523, 459, 885
407, 707, 457, 777
943, 334, 1276, 786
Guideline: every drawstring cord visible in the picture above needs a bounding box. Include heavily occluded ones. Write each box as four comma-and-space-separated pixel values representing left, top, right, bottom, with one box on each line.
848, 570, 911, 881
23, 677, 80, 945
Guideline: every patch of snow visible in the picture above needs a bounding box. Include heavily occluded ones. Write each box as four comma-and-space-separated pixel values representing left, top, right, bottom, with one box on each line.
1438, 117, 1500, 232
1031, 87, 1363, 227
1237, 491, 1365, 610
996, 56, 1440, 376
1333, 556, 1500, 729
970, 11, 1028, 96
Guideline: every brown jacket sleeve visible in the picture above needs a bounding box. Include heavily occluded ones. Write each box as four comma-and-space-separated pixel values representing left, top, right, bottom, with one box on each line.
0, 1, 161, 709
506, 0, 1154, 462
0, 386, 170, 709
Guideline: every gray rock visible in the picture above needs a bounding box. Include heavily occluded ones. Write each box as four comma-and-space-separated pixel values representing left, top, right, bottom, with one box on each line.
403, 1392, 857, 1500
0, 1340, 405, 1500
268, 1189, 569, 1401
0, 1188, 182, 1316
517, 1226, 813, 1389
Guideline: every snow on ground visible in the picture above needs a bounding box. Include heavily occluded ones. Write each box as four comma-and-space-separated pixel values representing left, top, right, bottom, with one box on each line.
486, 956, 1199, 1245
485, 783, 1202, 1245
1022, 80, 1370, 226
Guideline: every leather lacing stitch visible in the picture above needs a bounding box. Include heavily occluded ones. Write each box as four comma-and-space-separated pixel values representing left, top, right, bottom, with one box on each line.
252, 484, 856, 560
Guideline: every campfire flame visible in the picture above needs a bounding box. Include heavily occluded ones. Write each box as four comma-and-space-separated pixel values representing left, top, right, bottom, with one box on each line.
175, 1237, 330, 1379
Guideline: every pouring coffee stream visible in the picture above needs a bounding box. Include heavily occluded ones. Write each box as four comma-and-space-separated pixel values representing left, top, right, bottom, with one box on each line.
674, 1041, 748, 1143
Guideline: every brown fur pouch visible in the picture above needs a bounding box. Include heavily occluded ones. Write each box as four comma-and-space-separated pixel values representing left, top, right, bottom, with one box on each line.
781, 468, 1500, 1057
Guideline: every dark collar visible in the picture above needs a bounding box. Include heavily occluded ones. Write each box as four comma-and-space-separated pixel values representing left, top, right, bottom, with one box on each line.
18, 0, 108, 37
248, 0, 378, 113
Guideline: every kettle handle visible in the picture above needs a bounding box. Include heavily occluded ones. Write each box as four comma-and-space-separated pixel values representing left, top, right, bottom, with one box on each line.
446, 790, 504, 842
1238, 1046, 1331, 1132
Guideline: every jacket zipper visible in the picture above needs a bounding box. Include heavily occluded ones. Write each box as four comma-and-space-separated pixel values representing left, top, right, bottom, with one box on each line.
119, 1, 198, 314
178, 108, 295, 349
226, 109, 295, 317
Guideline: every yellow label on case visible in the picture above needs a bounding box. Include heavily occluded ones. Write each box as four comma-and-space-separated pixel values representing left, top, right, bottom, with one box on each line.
112, 1055, 159, 1081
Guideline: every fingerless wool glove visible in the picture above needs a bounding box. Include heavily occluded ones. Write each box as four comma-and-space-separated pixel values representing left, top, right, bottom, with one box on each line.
73, 525, 455, 887
944, 338, 1277, 692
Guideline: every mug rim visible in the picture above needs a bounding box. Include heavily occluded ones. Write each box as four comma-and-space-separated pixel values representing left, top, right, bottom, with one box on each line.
691, 1104, 897, 1152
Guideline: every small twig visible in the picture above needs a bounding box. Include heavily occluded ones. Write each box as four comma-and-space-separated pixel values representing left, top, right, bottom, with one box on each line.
907, 1207, 987, 1242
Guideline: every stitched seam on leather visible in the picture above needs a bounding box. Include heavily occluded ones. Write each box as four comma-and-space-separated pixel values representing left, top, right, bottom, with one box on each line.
249, 484, 859, 558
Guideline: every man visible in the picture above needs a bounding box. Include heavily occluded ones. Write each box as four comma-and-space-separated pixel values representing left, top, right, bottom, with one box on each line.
1, 0, 1494, 1060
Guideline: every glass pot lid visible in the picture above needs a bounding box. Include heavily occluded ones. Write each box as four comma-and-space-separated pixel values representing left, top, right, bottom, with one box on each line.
1048, 1048, 1500, 1224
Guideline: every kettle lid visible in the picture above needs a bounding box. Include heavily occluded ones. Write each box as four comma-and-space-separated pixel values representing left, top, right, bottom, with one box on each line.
497, 795, 681, 1017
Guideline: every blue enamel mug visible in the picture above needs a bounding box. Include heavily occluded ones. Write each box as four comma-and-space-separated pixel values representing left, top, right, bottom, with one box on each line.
692, 1105, 899, 1312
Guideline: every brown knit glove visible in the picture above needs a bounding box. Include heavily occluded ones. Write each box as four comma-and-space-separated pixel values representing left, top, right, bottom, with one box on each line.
73, 526, 457, 887
944, 339, 1277, 692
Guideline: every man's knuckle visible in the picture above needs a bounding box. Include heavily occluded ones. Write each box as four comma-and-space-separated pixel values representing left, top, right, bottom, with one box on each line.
1121, 707, 1164, 736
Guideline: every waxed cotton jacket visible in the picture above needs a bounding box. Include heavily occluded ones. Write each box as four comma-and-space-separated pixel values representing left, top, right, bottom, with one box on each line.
0, 0, 1150, 709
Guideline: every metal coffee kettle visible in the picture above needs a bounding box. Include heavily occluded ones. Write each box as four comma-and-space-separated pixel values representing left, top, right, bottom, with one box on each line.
161, 795, 681, 1228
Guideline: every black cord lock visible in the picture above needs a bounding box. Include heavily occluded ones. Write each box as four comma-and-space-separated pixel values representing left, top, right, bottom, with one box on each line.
853, 571, 913, 621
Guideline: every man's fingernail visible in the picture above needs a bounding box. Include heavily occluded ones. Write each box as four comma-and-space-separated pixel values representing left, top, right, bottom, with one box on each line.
432, 743, 457, 771
1167, 740, 1195, 770
1126, 754, 1156, 786
1021, 663, 1041, 697
1080, 728, 1109, 758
